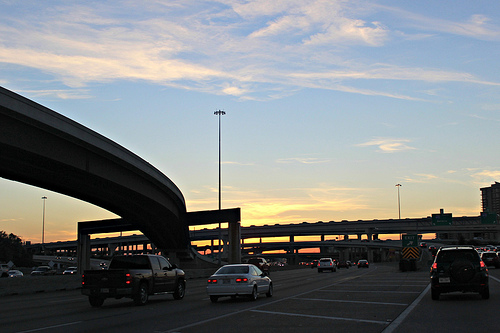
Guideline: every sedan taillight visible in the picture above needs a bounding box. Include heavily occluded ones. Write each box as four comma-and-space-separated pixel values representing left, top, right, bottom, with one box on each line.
235, 278, 248, 283
207, 278, 218, 283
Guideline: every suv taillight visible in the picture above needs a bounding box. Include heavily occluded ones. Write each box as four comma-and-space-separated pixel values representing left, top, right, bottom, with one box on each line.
480, 261, 487, 269
431, 263, 437, 272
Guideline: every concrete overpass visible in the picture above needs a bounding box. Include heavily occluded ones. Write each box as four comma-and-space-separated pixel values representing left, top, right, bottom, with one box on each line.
0, 87, 189, 250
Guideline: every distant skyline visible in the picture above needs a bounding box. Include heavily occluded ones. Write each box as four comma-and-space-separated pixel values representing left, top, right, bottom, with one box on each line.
1, 0, 499, 244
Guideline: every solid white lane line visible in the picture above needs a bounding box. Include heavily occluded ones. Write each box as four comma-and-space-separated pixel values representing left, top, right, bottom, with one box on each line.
381, 283, 431, 333
17, 321, 82, 333
250, 309, 389, 325
293, 297, 407, 306
321, 290, 421, 294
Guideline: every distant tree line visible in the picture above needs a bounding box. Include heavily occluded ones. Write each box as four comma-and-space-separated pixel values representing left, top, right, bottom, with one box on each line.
0, 231, 33, 267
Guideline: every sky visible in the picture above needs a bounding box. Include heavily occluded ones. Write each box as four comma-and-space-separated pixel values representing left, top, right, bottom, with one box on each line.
0, 0, 499, 244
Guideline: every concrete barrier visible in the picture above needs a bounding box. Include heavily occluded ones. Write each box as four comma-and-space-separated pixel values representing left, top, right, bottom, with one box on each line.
0, 268, 218, 297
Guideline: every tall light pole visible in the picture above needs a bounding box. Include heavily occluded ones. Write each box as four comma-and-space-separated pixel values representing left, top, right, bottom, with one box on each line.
395, 184, 402, 241
41, 196, 47, 248
395, 184, 402, 219
214, 110, 225, 264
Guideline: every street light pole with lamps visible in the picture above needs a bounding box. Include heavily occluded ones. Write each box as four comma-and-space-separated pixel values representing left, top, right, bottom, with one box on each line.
395, 184, 402, 220
214, 110, 225, 264
41, 196, 47, 248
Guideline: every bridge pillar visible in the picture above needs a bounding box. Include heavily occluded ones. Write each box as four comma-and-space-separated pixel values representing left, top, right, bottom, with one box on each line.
320, 234, 325, 242
367, 248, 374, 262
77, 233, 90, 275
228, 221, 241, 264
290, 235, 295, 242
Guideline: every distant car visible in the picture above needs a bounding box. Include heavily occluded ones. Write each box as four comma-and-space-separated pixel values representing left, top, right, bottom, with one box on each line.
310, 260, 319, 268
337, 261, 350, 269
357, 260, 369, 268
430, 245, 489, 300
63, 267, 78, 275
481, 252, 500, 268
247, 257, 270, 274
419, 242, 427, 248
206, 264, 273, 303
317, 258, 336, 272
31, 266, 56, 276
7, 270, 23, 278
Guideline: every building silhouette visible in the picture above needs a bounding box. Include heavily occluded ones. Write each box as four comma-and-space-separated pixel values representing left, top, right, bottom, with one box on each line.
481, 182, 500, 215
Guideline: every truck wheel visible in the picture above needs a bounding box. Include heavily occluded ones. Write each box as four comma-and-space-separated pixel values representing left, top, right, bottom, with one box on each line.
89, 296, 104, 307
134, 283, 149, 306
173, 280, 186, 300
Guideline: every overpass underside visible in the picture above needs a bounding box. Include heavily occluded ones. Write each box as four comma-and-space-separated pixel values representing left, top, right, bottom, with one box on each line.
0, 87, 188, 250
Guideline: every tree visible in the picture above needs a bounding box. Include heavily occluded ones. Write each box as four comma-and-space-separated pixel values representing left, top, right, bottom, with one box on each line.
0, 231, 33, 267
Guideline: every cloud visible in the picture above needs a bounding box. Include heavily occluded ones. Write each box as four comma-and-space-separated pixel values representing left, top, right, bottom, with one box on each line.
356, 138, 417, 153
276, 157, 331, 164
0, 1, 498, 101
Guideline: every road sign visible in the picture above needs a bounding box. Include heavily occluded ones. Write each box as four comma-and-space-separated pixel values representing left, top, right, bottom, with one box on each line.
481, 212, 497, 224
432, 213, 452, 226
402, 234, 418, 248
402, 247, 420, 259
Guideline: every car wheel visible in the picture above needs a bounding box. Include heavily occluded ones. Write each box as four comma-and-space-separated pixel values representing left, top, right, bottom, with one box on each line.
133, 283, 149, 306
481, 286, 490, 300
89, 296, 104, 307
249, 285, 258, 301
210, 295, 219, 303
266, 283, 273, 297
431, 288, 440, 301
173, 280, 185, 300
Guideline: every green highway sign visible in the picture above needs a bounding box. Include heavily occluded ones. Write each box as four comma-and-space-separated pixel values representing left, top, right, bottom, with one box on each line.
402, 234, 418, 248
481, 212, 498, 225
432, 213, 452, 226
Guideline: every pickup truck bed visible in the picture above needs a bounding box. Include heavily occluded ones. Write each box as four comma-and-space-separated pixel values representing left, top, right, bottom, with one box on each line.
81, 254, 186, 307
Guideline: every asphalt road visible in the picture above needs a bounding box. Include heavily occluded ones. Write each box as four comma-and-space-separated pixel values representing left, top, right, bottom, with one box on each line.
1, 263, 499, 333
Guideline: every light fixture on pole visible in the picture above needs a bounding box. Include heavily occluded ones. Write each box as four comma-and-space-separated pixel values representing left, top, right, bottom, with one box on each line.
395, 184, 402, 219
214, 110, 225, 264
41, 196, 47, 248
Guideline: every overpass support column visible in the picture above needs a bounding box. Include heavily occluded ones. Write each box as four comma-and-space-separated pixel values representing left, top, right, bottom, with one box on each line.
290, 235, 294, 243
77, 232, 90, 275
228, 221, 241, 264
367, 248, 374, 262
321, 235, 325, 242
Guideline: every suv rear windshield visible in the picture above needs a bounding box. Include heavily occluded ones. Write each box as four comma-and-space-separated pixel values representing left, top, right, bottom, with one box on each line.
436, 250, 479, 264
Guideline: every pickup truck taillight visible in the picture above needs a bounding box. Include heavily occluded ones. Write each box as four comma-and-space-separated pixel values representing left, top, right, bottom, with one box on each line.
125, 273, 132, 285
81, 274, 85, 285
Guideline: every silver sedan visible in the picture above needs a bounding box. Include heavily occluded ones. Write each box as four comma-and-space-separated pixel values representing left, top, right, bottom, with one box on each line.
206, 264, 273, 303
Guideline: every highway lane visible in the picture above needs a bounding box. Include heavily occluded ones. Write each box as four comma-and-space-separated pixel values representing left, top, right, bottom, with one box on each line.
1, 263, 499, 333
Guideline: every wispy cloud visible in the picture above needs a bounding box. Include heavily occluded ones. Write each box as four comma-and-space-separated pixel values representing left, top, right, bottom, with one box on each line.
276, 157, 331, 164
0, 1, 497, 100
356, 138, 417, 153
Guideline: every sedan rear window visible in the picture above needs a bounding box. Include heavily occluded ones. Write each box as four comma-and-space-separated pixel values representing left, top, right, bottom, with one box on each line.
217, 266, 249, 274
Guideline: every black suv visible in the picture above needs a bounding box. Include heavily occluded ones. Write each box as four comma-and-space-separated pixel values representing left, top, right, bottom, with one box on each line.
430, 246, 489, 300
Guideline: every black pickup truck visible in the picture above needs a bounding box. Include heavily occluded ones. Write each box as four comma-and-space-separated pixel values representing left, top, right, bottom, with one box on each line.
81, 254, 186, 307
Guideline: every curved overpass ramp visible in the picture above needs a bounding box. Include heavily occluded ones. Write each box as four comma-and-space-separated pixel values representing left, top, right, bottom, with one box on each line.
0, 87, 189, 249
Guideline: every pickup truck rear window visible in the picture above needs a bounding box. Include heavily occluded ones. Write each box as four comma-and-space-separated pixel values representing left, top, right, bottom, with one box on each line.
109, 256, 150, 269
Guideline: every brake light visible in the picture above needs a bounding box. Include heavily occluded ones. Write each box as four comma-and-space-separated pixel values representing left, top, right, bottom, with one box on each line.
235, 278, 248, 283
207, 278, 218, 283
480, 261, 487, 269
81, 274, 85, 285
431, 263, 437, 271
125, 273, 132, 285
